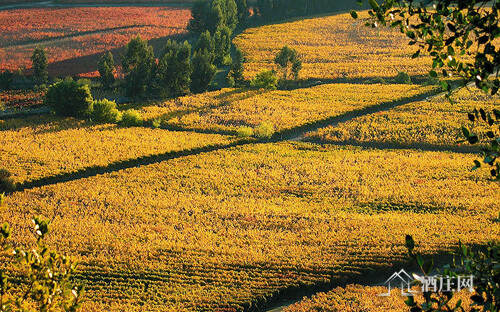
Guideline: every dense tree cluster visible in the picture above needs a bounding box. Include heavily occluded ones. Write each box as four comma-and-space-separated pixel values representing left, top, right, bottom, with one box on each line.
256, 0, 366, 21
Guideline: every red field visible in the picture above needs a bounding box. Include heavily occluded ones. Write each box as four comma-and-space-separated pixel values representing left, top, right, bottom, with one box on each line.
0, 7, 191, 77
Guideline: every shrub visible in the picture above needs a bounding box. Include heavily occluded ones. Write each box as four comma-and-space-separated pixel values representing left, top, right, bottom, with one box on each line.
0, 70, 13, 90
0, 169, 16, 193
237, 126, 253, 137
191, 49, 217, 94
151, 118, 162, 129
92, 99, 122, 123
254, 121, 274, 139
97, 52, 115, 89
31, 46, 48, 84
44, 78, 94, 117
371, 77, 386, 84
120, 109, 143, 127
251, 70, 278, 90
395, 71, 412, 84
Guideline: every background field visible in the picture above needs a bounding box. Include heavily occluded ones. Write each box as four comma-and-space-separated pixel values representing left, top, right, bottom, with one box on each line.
0, 6, 190, 77
234, 11, 437, 81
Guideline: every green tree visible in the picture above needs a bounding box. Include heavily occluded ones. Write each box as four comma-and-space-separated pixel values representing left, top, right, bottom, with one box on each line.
235, 0, 248, 23
191, 49, 217, 94
157, 40, 192, 97
121, 35, 155, 98
31, 47, 48, 85
44, 78, 93, 117
97, 52, 115, 89
195, 31, 216, 62
213, 25, 232, 66
274, 45, 302, 88
187, 0, 208, 34
228, 48, 245, 86
188, 0, 239, 34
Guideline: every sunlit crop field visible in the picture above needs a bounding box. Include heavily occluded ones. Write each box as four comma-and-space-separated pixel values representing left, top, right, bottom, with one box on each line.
233, 11, 435, 80
140, 84, 436, 133
3, 142, 499, 311
0, 115, 235, 184
306, 88, 500, 149
283, 284, 473, 311
0, 7, 190, 76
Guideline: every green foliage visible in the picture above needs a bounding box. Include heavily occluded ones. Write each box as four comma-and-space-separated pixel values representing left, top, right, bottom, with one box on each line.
256, 0, 360, 21
151, 118, 162, 129
274, 46, 302, 88
121, 35, 155, 98
371, 77, 387, 84
157, 40, 192, 97
120, 109, 143, 127
195, 31, 216, 62
228, 48, 245, 87
235, 0, 248, 23
91, 99, 122, 124
0, 169, 15, 194
191, 49, 217, 94
0, 70, 13, 90
254, 121, 274, 139
251, 70, 278, 90
0, 215, 84, 312
237, 126, 253, 137
214, 25, 232, 66
31, 47, 48, 85
97, 52, 115, 89
44, 78, 94, 117
188, 0, 238, 34
395, 71, 412, 85
404, 235, 500, 312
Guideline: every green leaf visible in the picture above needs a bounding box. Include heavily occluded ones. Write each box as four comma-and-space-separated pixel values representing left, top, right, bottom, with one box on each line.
468, 135, 479, 144
429, 70, 437, 77
416, 254, 424, 268
467, 113, 475, 122
405, 235, 415, 250
461, 126, 470, 138
369, 0, 380, 11
412, 50, 420, 58
350, 10, 358, 19
472, 160, 481, 170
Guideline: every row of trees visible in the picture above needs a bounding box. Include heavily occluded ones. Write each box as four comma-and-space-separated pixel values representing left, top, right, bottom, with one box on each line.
116, 35, 218, 98
256, 0, 367, 21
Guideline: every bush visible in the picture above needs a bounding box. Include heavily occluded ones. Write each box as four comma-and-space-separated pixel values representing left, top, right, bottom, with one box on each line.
120, 109, 143, 127
0, 70, 13, 90
0, 169, 16, 193
151, 118, 162, 129
92, 99, 122, 123
254, 121, 274, 139
395, 71, 412, 84
251, 70, 278, 90
371, 77, 386, 84
44, 78, 94, 117
237, 126, 253, 137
